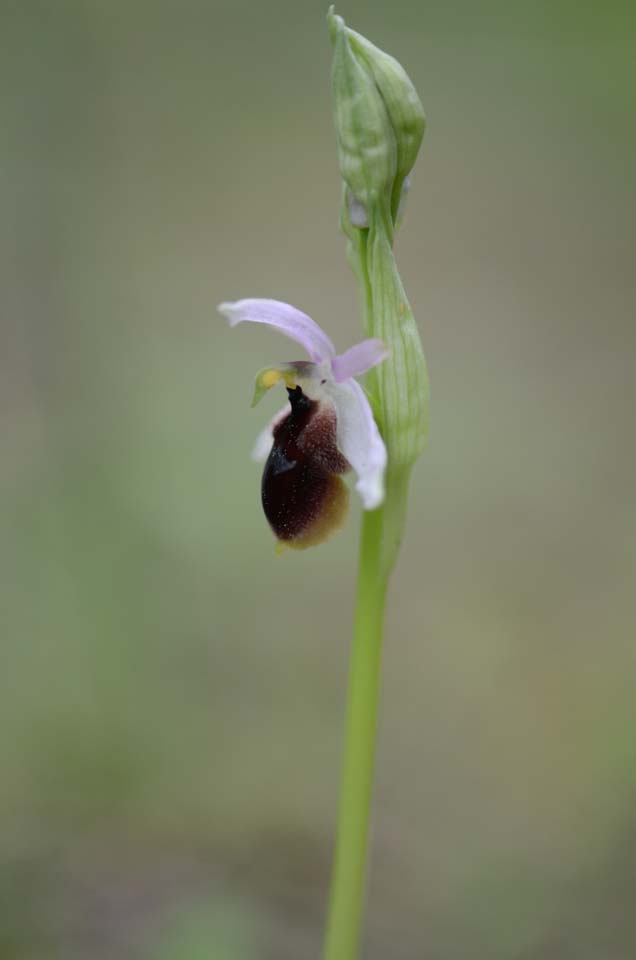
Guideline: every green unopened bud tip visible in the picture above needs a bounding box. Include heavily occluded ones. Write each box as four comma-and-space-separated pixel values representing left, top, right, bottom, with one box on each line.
328, 13, 426, 227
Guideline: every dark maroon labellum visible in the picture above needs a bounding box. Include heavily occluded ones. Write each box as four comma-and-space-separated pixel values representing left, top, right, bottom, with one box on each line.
261, 385, 350, 549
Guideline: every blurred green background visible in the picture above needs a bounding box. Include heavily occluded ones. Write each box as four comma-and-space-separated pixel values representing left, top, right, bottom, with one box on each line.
2, 1, 636, 957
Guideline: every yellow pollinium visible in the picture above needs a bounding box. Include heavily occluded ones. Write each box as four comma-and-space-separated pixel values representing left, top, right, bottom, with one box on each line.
261, 368, 296, 389
261, 369, 282, 389
251, 365, 297, 407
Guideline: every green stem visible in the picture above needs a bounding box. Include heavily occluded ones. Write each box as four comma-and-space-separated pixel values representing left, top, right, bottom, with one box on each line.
323, 497, 389, 960
325, 207, 414, 957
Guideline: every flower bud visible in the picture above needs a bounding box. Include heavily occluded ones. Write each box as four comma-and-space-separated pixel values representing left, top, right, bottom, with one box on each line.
327, 9, 396, 216
346, 28, 425, 222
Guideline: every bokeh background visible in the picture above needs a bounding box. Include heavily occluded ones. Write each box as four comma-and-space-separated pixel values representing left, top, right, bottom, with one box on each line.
2, 1, 636, 957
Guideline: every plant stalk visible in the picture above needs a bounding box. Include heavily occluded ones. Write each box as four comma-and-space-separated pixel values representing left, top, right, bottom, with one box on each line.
323, 492, 391, 960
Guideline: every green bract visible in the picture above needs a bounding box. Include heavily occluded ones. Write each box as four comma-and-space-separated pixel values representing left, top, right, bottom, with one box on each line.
366, 212, 429, 468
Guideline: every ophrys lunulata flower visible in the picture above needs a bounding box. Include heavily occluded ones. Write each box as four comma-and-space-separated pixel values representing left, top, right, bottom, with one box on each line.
218, 298, 388, 549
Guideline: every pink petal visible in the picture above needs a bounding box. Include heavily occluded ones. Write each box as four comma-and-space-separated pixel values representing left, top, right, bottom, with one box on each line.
218, 299, 336, 363
331, 338, 390, 383
323, 378, 387, 509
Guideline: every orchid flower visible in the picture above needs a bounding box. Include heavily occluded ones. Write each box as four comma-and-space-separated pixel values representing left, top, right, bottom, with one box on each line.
218, 298, 389, 549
